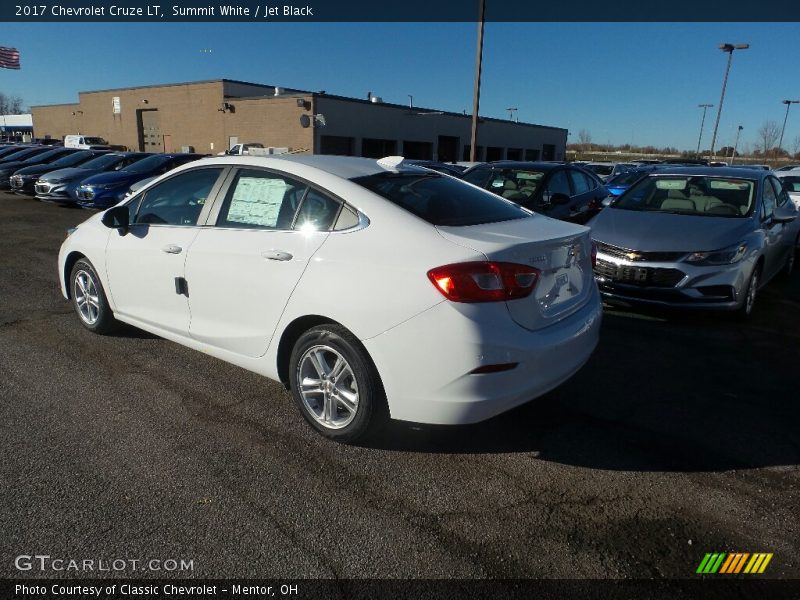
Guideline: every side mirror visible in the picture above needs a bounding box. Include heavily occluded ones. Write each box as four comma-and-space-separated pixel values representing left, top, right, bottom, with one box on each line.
772, 204, 798, 223
602, 196, 614, 208
551, 192, 570, 206
101, 205, 130, 233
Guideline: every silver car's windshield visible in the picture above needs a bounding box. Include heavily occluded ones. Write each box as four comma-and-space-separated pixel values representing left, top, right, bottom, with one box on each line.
613, 175, 755, 218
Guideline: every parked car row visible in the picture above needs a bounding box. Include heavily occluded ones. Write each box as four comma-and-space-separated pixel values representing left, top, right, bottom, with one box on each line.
0, 143, 207, 208
1, 147, 796, 443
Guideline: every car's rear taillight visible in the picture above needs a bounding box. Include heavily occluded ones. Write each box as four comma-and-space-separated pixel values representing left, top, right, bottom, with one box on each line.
427, 262, 540, 303
591, 242, 597, 268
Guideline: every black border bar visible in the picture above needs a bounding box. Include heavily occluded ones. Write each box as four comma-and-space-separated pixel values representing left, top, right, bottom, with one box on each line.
3, 579, 800, 600
3, 0, 800, 22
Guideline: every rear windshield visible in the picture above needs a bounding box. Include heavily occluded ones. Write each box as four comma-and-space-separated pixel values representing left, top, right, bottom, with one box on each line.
352, 172, 530, 226
586, 164, 614, 176
608, 170, 649, 186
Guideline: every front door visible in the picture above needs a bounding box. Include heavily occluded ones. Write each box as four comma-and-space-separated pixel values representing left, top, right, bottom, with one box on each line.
185, 168, 340, 358
105, 167, 226, 334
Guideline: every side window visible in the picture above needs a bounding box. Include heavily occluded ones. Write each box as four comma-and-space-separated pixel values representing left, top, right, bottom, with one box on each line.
216, 169, 309, 230
334, 205, 360, 230
134, 168, 223, 226
546, 169, 571, 196
769, 177, 789, 207
761, 178, 777, 220
462, 169, 492, 188
569, 169, 591, 194
294, 189, 341, 231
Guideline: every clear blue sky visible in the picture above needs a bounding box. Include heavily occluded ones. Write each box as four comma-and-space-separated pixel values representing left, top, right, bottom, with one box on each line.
2, 22, 799, 152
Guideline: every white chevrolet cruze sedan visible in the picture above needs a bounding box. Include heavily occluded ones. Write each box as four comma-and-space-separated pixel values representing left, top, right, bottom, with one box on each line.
58, 155, 602, 442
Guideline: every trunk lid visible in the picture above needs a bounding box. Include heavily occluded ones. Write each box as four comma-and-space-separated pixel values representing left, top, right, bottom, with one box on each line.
436, 215, 595, 330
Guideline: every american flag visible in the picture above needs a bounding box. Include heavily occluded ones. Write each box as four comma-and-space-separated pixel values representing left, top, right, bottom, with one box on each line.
0, 47, 21, 70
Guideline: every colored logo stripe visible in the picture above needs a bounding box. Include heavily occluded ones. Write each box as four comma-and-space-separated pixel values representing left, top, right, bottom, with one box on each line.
697, 552, 773, 574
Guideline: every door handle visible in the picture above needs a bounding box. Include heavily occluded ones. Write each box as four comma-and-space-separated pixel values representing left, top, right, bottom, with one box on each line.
162, 244, 183, 254
262, 250, 293, 261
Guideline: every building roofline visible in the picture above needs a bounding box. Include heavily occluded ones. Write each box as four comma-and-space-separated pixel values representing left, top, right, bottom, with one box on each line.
30, 78, 566, 133
313, 93, 567, 133
29, 102, 80, 109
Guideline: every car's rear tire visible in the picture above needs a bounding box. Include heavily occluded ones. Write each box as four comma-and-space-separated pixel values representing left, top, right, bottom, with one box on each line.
69, 258, 118, 334
289, 324, 387, 443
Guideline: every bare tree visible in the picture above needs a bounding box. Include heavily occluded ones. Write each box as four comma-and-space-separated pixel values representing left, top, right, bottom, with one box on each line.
757, 120, 781, 157
792, 135, 800, 157
0, 93, 25, 114
577, 129, 592, 152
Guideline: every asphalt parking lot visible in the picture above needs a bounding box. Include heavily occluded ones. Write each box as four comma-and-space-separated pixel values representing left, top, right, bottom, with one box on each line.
0, 191, 798, 580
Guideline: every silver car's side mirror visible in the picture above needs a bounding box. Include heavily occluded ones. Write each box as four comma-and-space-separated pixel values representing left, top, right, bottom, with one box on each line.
602, 196, 614, 208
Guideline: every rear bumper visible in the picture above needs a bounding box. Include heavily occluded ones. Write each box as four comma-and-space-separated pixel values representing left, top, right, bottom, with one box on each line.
363, 289, 602, 425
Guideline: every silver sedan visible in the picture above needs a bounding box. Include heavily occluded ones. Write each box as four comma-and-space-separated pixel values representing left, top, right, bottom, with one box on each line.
589, 167, 799, 317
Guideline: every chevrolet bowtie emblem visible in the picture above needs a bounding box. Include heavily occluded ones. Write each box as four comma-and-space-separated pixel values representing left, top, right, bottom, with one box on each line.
626, 251, 640, 260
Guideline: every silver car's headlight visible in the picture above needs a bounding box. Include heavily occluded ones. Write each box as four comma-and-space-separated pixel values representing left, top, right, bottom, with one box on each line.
685, 242, 747, 266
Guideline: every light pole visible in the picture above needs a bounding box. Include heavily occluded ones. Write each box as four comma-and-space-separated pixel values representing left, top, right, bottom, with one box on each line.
469, 0, 486, 162
506, 107, 518, 122
696, 103, 713, 155
709, 43, 749, 159
731, 125, 743, 165
778, 99, 800, 156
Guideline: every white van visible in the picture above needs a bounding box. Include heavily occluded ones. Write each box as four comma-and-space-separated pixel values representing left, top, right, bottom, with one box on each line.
63, 135, 112, 150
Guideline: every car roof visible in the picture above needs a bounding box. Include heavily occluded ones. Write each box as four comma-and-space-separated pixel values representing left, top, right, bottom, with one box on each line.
471, 161, 566, 171
637, 166, 767, 179
199, 154, 430, 179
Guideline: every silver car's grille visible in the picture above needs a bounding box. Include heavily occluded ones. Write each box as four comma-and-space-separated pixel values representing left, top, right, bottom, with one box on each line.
595, 241, 686, 263
35, 182, 51, 194
595, 259, 685, 288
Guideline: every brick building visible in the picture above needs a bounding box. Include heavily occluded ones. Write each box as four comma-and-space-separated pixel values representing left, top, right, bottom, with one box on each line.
31, 79, 567, 162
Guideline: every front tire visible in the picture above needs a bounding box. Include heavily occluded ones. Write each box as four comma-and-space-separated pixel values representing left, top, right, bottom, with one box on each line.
289, 324, 387, 443
735, 265, 760, 319
69, 258, 118, 334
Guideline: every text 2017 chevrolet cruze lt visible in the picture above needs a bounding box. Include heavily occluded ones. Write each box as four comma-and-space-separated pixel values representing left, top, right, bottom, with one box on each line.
59, 155, 602, 442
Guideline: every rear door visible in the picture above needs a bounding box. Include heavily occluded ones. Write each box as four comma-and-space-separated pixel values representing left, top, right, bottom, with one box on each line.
184, 168, 340, 358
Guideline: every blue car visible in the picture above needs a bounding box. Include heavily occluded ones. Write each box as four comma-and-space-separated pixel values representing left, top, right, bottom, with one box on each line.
604, 165, 670, 198
36, 152, 151, 205
74, 153, 206, 209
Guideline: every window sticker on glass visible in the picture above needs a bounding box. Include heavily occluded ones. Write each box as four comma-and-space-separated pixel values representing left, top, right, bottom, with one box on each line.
654, 179, 687, 190
491, 179, 505, 188
227, 177, 290, 227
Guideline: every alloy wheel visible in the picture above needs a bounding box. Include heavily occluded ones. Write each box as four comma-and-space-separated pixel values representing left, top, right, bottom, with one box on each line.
297, 345, 359, 429
73, 269, 100, 325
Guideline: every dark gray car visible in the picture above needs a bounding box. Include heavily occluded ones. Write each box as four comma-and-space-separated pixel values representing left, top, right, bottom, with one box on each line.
589, 167, 799, 317
461, 161, 608, 223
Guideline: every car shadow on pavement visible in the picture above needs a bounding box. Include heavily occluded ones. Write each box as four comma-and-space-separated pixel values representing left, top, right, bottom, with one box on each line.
367, 278, 800, 472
